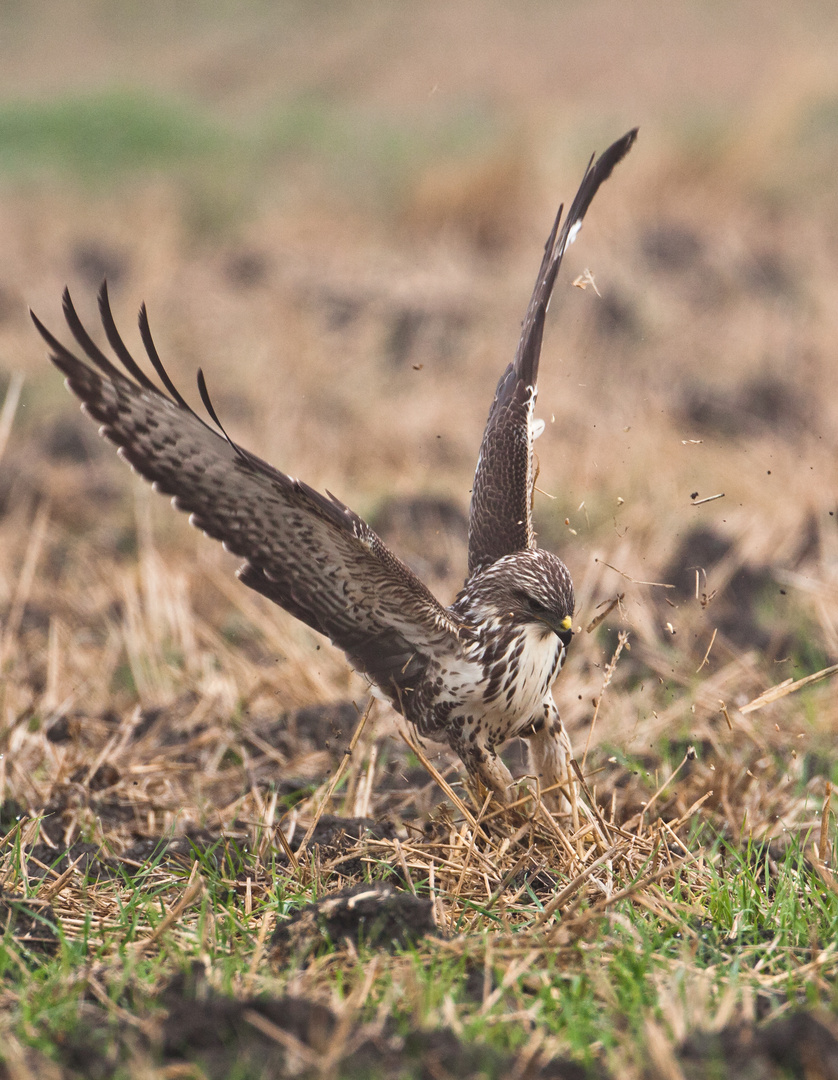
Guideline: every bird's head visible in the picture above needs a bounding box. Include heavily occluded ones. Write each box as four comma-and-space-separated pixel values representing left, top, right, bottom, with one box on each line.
455, 548, 574, 647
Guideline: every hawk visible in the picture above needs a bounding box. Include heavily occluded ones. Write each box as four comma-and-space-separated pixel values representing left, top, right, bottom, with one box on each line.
33, 129, 636, 809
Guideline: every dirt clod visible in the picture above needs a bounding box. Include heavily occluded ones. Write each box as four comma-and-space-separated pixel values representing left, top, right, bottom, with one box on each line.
272, 882, 437, 960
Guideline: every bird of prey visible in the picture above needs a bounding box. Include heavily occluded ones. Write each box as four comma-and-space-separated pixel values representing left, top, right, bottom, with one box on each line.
33, 128, 636, 809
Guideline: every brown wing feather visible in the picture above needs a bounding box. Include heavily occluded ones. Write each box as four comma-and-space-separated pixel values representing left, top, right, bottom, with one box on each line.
467, 128, 638, 577
31, 291, 463, 703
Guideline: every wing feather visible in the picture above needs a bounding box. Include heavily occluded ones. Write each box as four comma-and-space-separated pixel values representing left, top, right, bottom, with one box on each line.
32, 294, 464, 703
467, 128, 638, 576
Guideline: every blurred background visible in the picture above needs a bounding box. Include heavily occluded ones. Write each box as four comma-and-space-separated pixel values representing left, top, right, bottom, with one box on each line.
1, 0, 837, 759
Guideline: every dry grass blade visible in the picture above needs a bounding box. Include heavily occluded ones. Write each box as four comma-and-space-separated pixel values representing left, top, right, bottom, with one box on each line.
570, 759, 613, 845
398, 726, 486, 837
241, 1010, 320, 1069
129, 864, 204, 954
0, 372, 24, 468
819, 781, 832, 863
451, 792, 494, 902
0, 501, 51, 666
321, 956, 381, 1071
273, 818, 301, 873
585, 593, 624, 633
296, 697, 374, 857
696, 627, 718, 673
595, 558, 675, 588
740, 663, 838, 713
640, 747, 696, 822
531, 841, 623, 928
479, 950, 540, 1015
394, 838, 418, 895
484, 846, 537, 911
86, 972, 150, 1028
582, 630, 629, 767
244, 908, 275, 996
37, 851, 88, 902
667, 792, 714, 832
590, 851, 698, 914
814, 861, 838, 898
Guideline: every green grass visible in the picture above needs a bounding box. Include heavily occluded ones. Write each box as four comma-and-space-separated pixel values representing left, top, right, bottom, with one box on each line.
0, 90, 229, 180
2, 818, 835, 1077
0, 88, 505, 208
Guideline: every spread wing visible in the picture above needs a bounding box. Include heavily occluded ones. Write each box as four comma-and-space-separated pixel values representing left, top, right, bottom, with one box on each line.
467, 128, 638, 576
32, 285, 465, 703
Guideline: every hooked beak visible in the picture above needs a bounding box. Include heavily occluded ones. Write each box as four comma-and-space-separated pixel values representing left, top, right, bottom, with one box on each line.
535, 612, 573, 648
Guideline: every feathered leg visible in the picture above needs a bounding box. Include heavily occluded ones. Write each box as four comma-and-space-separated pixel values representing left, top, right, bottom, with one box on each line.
527, 703, 572, 812
455, 737, 517, 807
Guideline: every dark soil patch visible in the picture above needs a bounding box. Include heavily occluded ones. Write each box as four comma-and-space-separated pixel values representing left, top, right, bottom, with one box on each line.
641, 221, 704, 272
678, 1010, 838, 1080
293, 813, 399, 880
69, 241, 129, 288
678, 370, 815, 441
27, 966, 606, 1080
347, 1026, 597, 1080
290, 701, 360, 748
42, 415, 101, 464
11, 976, 838, 1080
161, 976, 336, 1078
24, 841, 122, 882
0, 798, 26, 831
370, 493, 468, 581
0, 889, 60, 955
659, 525, 785, 654
255, 701, 361, 763
302, 813, 398, 852
272, 882, 437, 960
69, 762, 121, 791
119, 828, 251, 874
591, 287, 640, 339
157, 967, 605, 1080
20, 825, 253, 885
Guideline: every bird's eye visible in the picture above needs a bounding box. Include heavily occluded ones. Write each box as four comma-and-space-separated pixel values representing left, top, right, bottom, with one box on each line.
528, 597, 548, 614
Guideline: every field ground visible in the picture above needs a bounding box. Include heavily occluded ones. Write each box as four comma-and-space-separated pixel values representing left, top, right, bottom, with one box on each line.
1, 2, 838, 1077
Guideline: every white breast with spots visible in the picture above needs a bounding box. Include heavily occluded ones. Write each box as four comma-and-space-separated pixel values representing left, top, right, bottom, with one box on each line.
485, 623, 564, 737
447, 621, 564, 744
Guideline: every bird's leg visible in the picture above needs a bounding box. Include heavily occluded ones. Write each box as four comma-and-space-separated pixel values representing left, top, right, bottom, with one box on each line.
454, 737, 517, 807
526, 710, 572, 813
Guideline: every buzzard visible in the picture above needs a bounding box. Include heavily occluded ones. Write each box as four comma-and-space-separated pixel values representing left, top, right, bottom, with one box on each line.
33, 128, 636, 809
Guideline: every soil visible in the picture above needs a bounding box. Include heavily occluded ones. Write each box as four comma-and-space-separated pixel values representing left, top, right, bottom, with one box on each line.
272, 882, 438, 961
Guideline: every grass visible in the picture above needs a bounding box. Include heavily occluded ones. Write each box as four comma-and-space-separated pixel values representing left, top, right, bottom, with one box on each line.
0, 91, 228, 180
1, 491, 830, 1078
2, 811, 835, 1076
0, 86, 509, 228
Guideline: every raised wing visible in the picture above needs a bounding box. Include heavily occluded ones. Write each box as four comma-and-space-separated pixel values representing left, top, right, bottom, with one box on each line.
32, 285, 464, 703
467, 128, 638, 577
